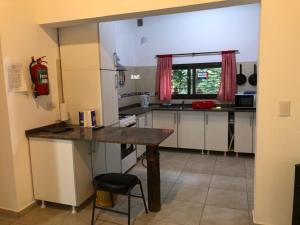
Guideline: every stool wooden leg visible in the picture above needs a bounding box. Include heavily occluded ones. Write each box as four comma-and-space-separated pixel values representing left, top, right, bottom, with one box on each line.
91, 195, 96, 225
128, 193, 131, 225
139, 181, 148, 213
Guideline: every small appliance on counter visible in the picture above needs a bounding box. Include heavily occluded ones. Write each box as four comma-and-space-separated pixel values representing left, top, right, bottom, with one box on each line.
79, 110, 97, 127
235, 92, 256, 108
140, 94, 150, 108
192, 100, 216, 109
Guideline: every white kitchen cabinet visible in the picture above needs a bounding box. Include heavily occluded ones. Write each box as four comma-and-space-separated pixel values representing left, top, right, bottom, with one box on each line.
137, 112, 153, 158
204, 112, 228, 152
153, 110, 177, 148
137, 115, 146, 158
145, 112, 153, 128
101, 122, 136, 173
92, 142, 107, 176
234, 112, 255, 153
29, 138, 94, 208
177, 111, 205, 150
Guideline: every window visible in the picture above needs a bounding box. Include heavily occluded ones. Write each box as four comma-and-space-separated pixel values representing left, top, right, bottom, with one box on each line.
172, 62, 222, 99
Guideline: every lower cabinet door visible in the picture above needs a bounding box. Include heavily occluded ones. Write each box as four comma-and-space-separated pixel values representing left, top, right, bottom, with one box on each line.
253, 114, 256, 153
73, 141, 94, 205
137, 115, 146, 158
152, 110, 178, 148
177, 111, 205, 150
234, 112, 254, 153
205, 112, 228, 152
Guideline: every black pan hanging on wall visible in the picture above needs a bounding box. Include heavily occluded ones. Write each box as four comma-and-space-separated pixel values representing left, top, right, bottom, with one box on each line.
248, 64, 257, 86
236, 64, 247, 85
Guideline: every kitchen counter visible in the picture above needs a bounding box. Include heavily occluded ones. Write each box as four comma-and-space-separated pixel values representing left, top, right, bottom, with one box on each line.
26, 123, 173, 146
119, 104, 256, 116
26, 122, 173, 212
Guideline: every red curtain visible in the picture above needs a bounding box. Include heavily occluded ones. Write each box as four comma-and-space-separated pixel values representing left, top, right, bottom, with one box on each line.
218, 51, 237, 102
156, 55, 173, 101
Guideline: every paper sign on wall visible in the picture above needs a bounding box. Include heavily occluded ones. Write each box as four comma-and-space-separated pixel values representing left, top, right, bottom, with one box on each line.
7, 64, 27, 93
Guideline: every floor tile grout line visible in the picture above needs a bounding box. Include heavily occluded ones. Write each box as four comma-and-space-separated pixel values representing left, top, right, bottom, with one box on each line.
203, 202, 249, 211
244, 158, 253, 225
199, 152, 218, 225
164, 152, 192, 200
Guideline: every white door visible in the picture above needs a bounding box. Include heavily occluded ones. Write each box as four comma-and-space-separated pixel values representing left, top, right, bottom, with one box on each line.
145, 112, 153, 128
29, 138, 77, 205
137, 114, 146, 158
234, 112, 254, 153
253, 113, 256, 153
153, 111, 177, 148
205, 112, 228, 152
105, 143, 122, 173
178, 111, 205, 150
73, 141, 94, 205
92, 142, 107, 176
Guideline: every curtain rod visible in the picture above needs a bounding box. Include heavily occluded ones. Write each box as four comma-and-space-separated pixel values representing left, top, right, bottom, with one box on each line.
155, 50, 239, 58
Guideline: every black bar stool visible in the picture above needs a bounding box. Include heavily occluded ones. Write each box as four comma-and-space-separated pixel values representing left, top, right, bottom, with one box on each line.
91, 173, 148, 225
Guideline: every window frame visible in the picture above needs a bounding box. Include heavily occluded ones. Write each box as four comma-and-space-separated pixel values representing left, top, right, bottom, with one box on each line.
172, 62, 222, 99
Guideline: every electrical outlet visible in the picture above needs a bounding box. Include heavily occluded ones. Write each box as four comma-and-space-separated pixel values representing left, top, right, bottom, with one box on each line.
279, 100, 290, 117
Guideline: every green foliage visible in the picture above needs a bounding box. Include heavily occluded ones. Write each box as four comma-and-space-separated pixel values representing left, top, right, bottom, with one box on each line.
171, 67, 221, 95
196, 68, 221, 94
172, 69, 188, 94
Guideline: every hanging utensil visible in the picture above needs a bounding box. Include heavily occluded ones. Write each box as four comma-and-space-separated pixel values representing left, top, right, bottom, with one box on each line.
248, 64, 257, 86
237, 64, 247, 85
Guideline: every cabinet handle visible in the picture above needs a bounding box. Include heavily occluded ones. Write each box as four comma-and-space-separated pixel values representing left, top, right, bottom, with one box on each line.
178, 113, 181, 124
144, 115, 147, 126
206, 114, 208, 125
174, 113, 177, 124
115, 74, 118, 88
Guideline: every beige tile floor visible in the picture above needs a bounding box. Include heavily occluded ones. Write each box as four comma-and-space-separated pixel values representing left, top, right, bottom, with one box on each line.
0, 150, 256, 225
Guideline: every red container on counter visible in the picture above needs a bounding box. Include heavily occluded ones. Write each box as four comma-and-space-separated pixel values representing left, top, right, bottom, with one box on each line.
192, 100, 216, 109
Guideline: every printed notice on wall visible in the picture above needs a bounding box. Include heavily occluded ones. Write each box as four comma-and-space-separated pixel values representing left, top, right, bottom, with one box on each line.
7, 64, 27, 93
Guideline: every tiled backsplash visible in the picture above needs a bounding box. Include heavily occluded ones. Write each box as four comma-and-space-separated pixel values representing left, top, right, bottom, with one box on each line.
118, 62, 257, 108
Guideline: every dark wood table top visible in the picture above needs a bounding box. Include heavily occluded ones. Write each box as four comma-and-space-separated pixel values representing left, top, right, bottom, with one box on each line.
26, 124, 173, 146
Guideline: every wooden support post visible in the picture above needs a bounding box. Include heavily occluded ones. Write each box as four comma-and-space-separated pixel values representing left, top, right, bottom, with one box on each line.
146, 145, 161, 212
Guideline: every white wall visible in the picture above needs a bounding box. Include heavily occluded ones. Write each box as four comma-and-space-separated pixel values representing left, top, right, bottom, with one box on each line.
59, 24, 103, 125
254, 0, 300, 224
0, 0, 60, 211
115, 21, 137, 66
114, 3, 260, 67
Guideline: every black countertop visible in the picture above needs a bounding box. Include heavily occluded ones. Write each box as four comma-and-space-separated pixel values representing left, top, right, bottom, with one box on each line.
119, 104, 256, 116
26, 123, 173, 146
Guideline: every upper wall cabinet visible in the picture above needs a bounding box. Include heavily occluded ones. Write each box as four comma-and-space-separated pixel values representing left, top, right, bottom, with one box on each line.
99, 22, 116, 69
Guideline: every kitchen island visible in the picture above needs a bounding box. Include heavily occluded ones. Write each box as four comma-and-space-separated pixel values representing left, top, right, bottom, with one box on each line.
26, 124, 173, 212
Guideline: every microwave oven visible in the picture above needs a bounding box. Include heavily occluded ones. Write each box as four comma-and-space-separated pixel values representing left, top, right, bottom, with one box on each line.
235, 94, 256, 108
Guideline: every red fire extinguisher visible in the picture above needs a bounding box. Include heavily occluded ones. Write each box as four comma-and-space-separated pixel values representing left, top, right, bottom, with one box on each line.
29, 56, 50, 98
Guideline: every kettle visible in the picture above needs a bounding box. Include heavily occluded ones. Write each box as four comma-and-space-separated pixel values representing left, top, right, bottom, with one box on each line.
140, 94, 150, 108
